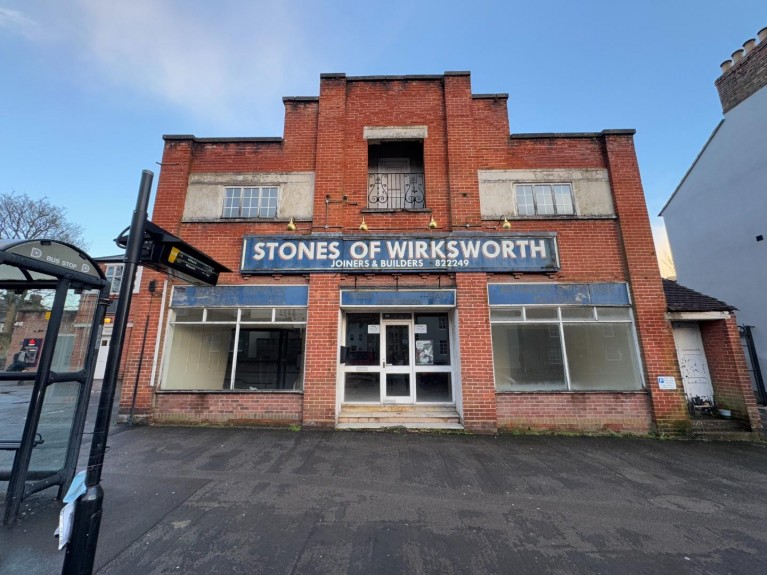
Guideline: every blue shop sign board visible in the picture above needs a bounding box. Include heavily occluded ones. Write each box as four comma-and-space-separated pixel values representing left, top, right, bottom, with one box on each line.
341, 290, 456, 307
488, 283, 630, 306
172, 285, 309, 307
241, 234, 559, 274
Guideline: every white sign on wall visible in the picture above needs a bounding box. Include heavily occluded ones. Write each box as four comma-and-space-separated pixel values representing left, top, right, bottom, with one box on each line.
657, 376, 677, 390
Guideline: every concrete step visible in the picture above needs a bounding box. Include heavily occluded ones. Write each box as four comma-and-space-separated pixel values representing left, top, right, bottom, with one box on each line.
690, 430, 762, 442
338, 404, 462, 430
336, 422, 465, 431
691, 418, 748, 432
339, 415, 461, 424
341, 403, 457, 412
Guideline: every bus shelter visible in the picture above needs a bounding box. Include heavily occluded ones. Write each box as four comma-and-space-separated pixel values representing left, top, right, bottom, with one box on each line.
0, 239, 109, 525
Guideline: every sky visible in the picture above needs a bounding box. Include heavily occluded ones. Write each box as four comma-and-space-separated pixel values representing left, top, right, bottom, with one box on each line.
1, 1, 766, 268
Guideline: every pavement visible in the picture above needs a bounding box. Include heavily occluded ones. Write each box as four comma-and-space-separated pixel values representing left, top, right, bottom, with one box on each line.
1, 384, 767, 574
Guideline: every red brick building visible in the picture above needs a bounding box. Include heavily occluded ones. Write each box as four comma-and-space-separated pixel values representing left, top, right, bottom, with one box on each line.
116, 71, 730, 434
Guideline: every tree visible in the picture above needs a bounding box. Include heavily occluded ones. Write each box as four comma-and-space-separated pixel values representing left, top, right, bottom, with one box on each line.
0, 191, 86, 246
1, 191, 88, 366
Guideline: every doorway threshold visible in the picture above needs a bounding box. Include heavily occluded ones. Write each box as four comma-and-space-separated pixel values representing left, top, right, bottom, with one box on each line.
337, 404, 463, 430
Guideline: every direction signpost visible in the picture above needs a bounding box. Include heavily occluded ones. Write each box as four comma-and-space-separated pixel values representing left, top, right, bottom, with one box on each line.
62, 171, 228, 575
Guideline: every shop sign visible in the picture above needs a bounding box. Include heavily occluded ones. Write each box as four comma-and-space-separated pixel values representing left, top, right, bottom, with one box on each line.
241, 234, 558, 274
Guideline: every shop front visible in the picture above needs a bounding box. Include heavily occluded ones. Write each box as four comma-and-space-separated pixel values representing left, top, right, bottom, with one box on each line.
339, 291, 457, 408
122, 71, 741, 434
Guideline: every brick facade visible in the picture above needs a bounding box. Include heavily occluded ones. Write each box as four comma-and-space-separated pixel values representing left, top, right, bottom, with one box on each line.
716, 33, 767, 114
700, 318, 762, 430
118, 71, 700, 434
496, 392, 653, 434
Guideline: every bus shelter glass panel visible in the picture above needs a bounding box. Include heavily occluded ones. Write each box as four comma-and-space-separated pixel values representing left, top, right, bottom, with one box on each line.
28, 381, 79, 472
0, 288, 96, 374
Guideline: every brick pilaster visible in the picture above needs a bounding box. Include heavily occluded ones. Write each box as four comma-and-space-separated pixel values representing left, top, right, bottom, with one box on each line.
456, 273, 497, 432
313, 74, 347, 229
302, 274, 341, 426
444, 72, 481, 228
701, 317, 762, 432
603, 132, 689, 433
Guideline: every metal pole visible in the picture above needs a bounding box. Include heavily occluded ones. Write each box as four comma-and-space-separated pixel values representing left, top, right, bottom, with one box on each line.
127, 285, 155, 425
741, 325, 766, 404
59, 289, 111, 498
62, 170, 153, 575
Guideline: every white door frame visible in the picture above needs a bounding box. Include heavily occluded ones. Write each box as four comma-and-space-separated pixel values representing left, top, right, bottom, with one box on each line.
381, 319, 415, 404
672, 321, 714, 401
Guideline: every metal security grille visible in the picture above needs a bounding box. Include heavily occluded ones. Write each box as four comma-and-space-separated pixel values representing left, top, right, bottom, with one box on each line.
367, 173, 425, 209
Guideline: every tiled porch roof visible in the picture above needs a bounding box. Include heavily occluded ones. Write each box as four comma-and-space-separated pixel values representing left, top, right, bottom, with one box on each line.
662, 279, 737, 312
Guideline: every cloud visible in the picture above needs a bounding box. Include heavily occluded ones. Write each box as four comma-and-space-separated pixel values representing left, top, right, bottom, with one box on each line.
0, 7, 39, 37
29, 0, 323, 131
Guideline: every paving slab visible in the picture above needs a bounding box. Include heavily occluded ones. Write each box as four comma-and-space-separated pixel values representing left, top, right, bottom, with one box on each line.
2, 426, 767, 574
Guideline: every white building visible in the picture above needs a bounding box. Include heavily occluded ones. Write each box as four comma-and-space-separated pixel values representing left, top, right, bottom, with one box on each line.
661, 27, 767, 405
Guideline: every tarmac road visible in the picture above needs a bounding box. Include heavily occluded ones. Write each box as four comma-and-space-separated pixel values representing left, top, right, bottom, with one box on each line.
1, 419, 766, 575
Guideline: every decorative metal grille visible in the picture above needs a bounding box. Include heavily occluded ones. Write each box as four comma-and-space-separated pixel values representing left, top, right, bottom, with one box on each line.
367, 172, 425, 209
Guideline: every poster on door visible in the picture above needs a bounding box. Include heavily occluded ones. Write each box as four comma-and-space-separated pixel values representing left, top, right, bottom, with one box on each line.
416, 340, 433, 365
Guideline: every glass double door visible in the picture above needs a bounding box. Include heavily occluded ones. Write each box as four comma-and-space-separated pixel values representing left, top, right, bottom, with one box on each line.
343, 313, 453, 404
382, 321, 414, 403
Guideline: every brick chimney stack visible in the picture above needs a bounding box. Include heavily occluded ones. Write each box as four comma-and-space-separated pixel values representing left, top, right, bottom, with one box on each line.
715, 27, 767, 113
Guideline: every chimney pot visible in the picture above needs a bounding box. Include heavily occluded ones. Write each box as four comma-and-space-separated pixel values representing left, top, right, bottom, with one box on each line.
758, 27, 767, 43
743, 39, 757, 55
731, 49, 745, 64
720, 59, 733, 73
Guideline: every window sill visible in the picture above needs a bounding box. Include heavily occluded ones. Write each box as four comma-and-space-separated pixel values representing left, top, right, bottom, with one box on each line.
156, 389, 304, 394
361, 208, 431, 214
181, 217, 307, 224
486, 214, 616, 221
495, 389, 646, 395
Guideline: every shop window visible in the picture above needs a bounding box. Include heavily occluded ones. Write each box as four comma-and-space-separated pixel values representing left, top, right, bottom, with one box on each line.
414, 313, 451, 366
223, 186, 278, 218
163, 306, 306, 391
491, 305, 643, 392
515, 184, 574, 216
228, 328, 304, 391
344, 313, 380, 366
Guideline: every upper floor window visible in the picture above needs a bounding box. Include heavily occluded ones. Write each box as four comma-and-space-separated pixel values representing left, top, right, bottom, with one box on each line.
223, 187, 278, 218
367, 141, 425, 210
105, 264, 123, 295
515, 184, 575, 216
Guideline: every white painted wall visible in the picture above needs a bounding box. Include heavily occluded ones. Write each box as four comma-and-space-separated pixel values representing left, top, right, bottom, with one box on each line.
662, 85, 767, 386
183, 172, 315, 221
478, 168, 615, 218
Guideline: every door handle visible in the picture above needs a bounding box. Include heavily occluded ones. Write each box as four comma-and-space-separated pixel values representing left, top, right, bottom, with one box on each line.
382, 361, 386, 369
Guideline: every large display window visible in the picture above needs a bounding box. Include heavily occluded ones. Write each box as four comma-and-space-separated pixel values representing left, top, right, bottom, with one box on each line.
163, 307, 306, 391
491, 306, 644, 392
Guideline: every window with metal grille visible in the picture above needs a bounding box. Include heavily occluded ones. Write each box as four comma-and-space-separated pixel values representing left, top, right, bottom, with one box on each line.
223, 187, 278, 218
